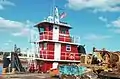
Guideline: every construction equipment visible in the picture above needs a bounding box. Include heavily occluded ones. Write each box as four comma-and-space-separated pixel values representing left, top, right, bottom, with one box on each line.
80, 54, 93, 65
2, 44, 25, 74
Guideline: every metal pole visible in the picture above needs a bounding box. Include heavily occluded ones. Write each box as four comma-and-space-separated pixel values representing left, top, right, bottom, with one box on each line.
53, 0, 55, 23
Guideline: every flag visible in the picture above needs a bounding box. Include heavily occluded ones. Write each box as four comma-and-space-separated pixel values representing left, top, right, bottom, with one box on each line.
60, 12, 67, 19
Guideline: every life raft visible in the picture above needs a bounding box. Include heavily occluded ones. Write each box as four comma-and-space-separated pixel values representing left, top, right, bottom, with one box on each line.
68, 53, 75, 60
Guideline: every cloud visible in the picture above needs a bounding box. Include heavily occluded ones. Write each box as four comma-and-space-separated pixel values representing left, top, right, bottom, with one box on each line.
0, 17, 36, 36
66, 0, 120, 12
98, 16, 107, 22
103, 17, 120, 28
4, 40, 13, 46
111, 17, 120, 28
0, 4, 4, 9
3, 40, 14, 48
12, 21, 37, 37
8, 40, 13, 43
4, 42, 9, 46
12, 28, 30, 36
12, 27, 38, 37
98, 16, 110, 27
0, 0, 15, 10
12, 26, 38, 37
105, 17, 120, 34
98, 17, 120, 28
0, 17, 24, 29
84, 34, 111, 40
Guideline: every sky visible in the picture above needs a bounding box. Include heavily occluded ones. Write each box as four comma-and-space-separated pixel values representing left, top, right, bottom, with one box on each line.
0, 0, 120, 53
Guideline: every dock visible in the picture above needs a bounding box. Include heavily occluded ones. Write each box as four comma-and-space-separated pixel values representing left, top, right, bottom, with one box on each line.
99, 71, 120, 79
1, 73, 52, 79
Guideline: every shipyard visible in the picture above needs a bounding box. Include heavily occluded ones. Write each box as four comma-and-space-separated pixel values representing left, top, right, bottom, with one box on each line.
0, 0, 120, 79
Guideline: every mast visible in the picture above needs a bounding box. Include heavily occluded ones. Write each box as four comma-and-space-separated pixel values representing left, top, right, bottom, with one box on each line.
53, 0, 55, 23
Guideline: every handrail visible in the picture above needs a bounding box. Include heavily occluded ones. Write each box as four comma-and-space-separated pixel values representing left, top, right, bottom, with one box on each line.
39, 31, 80, 43
39, 50, 81, 61
8, 50, 81, 61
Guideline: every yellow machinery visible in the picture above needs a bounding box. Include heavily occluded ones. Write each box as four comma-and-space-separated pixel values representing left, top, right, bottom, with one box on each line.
80, 47, 120, 71
80, 54, 93, 65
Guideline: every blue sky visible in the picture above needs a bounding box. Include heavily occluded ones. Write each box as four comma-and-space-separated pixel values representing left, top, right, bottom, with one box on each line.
0, 0, 120, 53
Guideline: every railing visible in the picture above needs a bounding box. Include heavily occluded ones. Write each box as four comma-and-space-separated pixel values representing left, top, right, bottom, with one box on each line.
39, 31, 80, 44
4, 51, 80, 62
39, 50, 81, 61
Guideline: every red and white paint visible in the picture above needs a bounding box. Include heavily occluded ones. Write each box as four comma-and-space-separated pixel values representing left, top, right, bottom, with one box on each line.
34, 7, 80, 72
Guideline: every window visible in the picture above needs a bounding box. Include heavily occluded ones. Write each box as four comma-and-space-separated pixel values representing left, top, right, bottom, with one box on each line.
49, 26, 53, 31
44, 43, 47, 50
55, 26, 58, 29
39, 27, 45, 33
61, 28, 66, 34
66, 45, 71, 51
39, 44, 42, 50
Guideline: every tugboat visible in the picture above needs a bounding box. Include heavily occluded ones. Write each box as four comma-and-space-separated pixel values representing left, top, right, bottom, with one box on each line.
32, 7, 86, 73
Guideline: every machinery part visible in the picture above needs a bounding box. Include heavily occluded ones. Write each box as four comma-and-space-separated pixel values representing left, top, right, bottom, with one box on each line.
2, 68, 7, 74
11, 53, 26, 72
109, 53, 119, 63
49, 68, 59, 77
80, 54, 93, 65
78, 45, 86, 54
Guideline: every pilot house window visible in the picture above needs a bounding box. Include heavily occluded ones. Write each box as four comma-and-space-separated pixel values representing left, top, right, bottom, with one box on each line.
39, 27, 45, 33
39, 43, 42, 50
61, 28, 66, 34
44, 43, 47, 50
66, 45, 71, 51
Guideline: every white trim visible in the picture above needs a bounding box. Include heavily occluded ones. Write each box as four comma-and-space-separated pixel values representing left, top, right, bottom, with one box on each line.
35, 58, 80, 63
37, 40, 79, 45
53, 62, 58, 69
53, 25, 59, 41
38, 21, 71, 28
59, 34, 69, 36
7, 56, 80, 63
54, 43, 61, 61
66, 45, 71, 51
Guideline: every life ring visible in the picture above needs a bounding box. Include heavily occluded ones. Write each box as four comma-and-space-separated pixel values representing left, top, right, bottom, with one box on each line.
68, 53, 75, 60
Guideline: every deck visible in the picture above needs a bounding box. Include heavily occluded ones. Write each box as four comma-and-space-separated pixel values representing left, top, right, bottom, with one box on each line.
1, 73, 52, 79
99, 71, 120, 79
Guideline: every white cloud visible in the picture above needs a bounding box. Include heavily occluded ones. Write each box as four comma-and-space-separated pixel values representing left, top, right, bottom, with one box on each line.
84, 34, 111, 40
106, 17, 120, 34
111, 17, 120, 28
0, 4, 4, 9
66, 0, 120, 12
8, 40, 13, 43
0, 0, 15, 10
98, 16, 107, 22
12, 28, 30, 36
3, 40, 14, 48
0, 17, 24, 29
4, 42, 9, 46
0, 17, 36, 36
12, 32, 23, 36
12, 21, 37, 37
106, 24, 111, 28
12, 26, 38, 37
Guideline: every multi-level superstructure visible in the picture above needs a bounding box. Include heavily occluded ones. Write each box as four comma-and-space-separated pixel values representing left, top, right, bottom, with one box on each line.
34, 7, 82, 72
